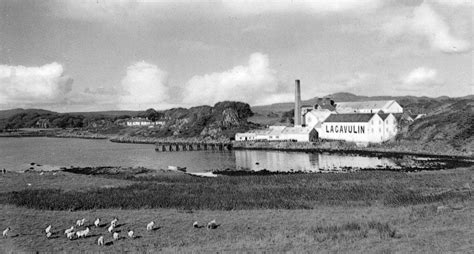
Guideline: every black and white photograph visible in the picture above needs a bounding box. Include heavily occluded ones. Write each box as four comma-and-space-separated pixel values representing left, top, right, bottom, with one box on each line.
0, 0, 472, 252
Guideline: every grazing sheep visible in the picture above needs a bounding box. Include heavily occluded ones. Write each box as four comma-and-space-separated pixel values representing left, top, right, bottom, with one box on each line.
97, 236, 104, 246
94, 218, 100, 227
127, 230, 134, 239
76, 227, 90, 238
45, 225, 52, 234
111, 218, 118, 227
146, 221, 155, 231
46, 232, 52, 238
108, 224, 114, 233
193, 221, 199, 228
76, 218, 86, 227
67, 232, 75, 240
207, 219, 218, 230
64, 226, 74, 235
113, 232, 119, 240
3, 227, 10, 238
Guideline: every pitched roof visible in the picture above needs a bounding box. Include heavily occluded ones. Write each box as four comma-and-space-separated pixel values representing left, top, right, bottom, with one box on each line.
378, 113, 391, 120
336, 100, 394, 111
323, 113, 376, 123
281, 126, 314, 134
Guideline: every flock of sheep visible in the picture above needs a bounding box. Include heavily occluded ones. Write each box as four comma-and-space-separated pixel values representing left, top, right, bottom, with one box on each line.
2, 217, 219, 247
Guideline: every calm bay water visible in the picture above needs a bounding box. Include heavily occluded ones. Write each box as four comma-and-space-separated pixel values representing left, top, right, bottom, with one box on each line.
0, 137, 399, 173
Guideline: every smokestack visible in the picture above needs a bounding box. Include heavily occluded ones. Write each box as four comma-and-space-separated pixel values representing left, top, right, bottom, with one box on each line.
294, 79, 301, 126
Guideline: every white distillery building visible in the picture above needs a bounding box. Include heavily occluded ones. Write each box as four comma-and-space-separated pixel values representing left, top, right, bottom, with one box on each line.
318, 113, 398, 144
126, 118, 165, 127
235, 126, 318, 142
335, 100, 403, 114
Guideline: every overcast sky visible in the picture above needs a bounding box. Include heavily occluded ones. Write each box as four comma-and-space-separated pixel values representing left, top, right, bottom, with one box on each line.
0, 0, 472, 112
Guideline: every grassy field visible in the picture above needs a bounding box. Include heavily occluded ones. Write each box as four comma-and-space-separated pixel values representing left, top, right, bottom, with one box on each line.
0, 167, 472, 252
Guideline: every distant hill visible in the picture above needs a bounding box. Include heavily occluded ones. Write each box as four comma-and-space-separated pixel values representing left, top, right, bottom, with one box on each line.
0, 108, 55, 120
69, 110, 141, 117
252, 92, 473, 115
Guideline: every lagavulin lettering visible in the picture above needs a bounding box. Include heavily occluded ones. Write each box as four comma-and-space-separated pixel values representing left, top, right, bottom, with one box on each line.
326, 125, 365, 134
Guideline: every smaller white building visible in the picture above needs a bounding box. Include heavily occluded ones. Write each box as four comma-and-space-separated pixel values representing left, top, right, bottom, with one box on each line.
303, 109, 333, 129
126, 118, 165, 127
235, 126, 317, 142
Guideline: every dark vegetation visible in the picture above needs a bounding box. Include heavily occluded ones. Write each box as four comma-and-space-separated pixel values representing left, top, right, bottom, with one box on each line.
2, 169, 471, 211
0, 101, 255, 140
307, 221, 398, 241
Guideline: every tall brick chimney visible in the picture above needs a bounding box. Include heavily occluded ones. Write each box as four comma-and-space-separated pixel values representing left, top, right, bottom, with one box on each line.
294, 79, 301, 126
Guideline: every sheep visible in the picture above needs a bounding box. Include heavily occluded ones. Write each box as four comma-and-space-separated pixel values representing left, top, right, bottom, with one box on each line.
45, 225, 52, 234
64, 226, 74, 235
76, 227, 90, 238
146, 221, 155, 231
3, 227, 10, 238
97, 236, 104, 246
111, 217, 118, 227
46, 232, 52, 238
113, 232, 119, 240
83, 227, 90, 237
127, 230, 134, 239
193, 221, 199, 228
108, 224, 114, 233
66, 232, 75, 240
94, 218, 100, 227
207, 219, 218, 230
76, 218, 86, 227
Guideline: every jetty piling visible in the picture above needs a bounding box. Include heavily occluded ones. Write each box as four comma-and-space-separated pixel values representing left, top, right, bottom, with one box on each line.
155, 142, 232, 152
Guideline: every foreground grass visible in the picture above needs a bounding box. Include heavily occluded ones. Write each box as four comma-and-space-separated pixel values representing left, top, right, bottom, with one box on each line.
1, 168, 472, 210
0, 167, 472, 252
1, 201, 472, 253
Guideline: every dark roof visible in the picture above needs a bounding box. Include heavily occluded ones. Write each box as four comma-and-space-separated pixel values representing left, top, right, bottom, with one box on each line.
378, 113, 390, 120
315, 104, 336, 111
324, 113, 375, 123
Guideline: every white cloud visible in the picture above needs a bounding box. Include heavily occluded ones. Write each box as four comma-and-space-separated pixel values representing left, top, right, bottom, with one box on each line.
0, 62, 73, 108
401, 67, 440, 90
382, 3, 471, 53
182, 52, 290, 106
119, 61, 169, 110
429, 0, 472, 7
222, 0, 383, 14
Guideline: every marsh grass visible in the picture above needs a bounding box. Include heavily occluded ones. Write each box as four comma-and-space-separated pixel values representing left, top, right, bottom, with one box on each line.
2, 170, 471, 210
307, 221, 397, 242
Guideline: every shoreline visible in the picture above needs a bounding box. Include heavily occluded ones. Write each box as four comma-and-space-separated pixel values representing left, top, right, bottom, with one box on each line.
1, 132, 472, 159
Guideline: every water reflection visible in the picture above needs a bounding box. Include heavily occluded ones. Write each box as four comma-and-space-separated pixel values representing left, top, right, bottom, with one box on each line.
235, 150, 398, 172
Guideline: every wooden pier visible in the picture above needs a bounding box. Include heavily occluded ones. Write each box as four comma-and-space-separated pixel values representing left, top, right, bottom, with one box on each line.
155, 142, 232, 152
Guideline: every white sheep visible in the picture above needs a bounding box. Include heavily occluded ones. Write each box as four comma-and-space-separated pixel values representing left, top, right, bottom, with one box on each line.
3, 227, 10, 238
76, 218, 86, 227
113, 232, 119, 240
108, 224, 114, 233
94, 218, 100, 227
127, 230, 134, 239
67, 232, 75, 240
146, 221, 155, 231
45, 225, 52, 234
111, 217, 118, 227
83, 227, 90, 237
64, 226, 74, 235
46, 232, 52, 238
207, 219, 217, 230
76, 227, 90, 238
97, 236, 104, 246
193, 221, 199, 228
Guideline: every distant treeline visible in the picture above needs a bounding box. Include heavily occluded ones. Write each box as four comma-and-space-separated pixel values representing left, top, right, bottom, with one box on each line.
2, 111, 130, 130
